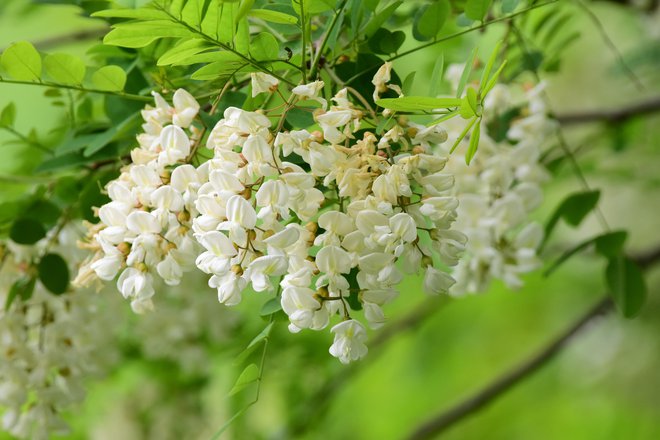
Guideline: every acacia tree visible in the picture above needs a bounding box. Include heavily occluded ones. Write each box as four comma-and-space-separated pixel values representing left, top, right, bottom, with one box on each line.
0, 0, 658, 439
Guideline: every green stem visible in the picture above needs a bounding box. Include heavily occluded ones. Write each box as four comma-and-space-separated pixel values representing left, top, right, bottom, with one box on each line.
309, 0, 349, 80
344, 0, 558, 85
0, 77, 152, 102
0, 125, 53, 155
156, 5, 294, 86
299, 0, 308, 82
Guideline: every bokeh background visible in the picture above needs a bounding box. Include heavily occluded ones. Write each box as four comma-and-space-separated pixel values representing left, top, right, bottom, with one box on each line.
1, 1, 659, 439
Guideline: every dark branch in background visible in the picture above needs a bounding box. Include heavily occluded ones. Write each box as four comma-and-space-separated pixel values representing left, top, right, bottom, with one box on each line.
32, 28, 108, 51
556, 97, 660, 125
288, 297, 450, 437
406, 247, 660, 440
574, 0, 646, 92
0, 28, 109, 53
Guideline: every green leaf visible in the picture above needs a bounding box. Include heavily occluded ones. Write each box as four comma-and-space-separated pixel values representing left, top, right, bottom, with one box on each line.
466, 87, 479, 114
191, 59, 247, 80
228, 363, 259, 396
501, 0, 520, 13
38, 253, 70, 295
412, 1, 449, 41
595, 230, 628, 258
250, 32, 279, 61
403, 71, 417, 95
103, 21, 194, 48
465, 118, 481, 165
233, 321, 274, 366
91, 65, 127, 92
10, 218, 46, 245
544, 230, 628, 277
285, 107, 315, 128
376, 96, 462, 111
428, 55, 444, 97
157, 39, 212, 66
543, 190, 601, 246
1, 41, 42, 81
5, 277, 37, 310
368, 28, 405, 55
480, 40, 502, 91
456, 47, 478, 98
449, 116, 478, 153
364, 1, 404, 37
465, 0, 493, 21
0, 102, 16, 127
606, 256, 647, 318
249, 8, 298, 24
84, 113, 141, 157
92, 7, 169, 20
260, 297, 282, 316
43, 53, 85, 85
25, 200, 61, 229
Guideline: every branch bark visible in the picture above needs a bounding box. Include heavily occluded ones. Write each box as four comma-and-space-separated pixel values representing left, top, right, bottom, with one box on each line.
556, 97, 660, 125
406, 247, 660, 440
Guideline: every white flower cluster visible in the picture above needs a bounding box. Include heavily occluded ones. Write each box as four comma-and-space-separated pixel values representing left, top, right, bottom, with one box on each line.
0, 227, 118, 440
75, 89, 202, 313
440, 79, 555, 294
80, 72, 469, 364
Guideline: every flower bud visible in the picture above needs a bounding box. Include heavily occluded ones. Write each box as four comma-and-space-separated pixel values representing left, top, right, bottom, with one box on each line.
422, 255, 434, 268
231, 264, 244, 276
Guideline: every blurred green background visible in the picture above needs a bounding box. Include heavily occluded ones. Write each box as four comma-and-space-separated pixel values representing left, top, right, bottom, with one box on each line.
1, 1, 659, 439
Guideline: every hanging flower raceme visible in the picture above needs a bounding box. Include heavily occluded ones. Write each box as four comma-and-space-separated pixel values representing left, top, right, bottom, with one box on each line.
77, 64, 550, 363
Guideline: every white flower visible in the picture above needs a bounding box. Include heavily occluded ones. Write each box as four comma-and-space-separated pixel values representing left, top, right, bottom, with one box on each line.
172, 88, 200, 128
251, 72, 279, 97
209, 272, 246, 306
245, 255, 288, 291
329, 320, 368, 364
372, 62, 402, 102
423, 266, 456, 295
281, 286, 323, 333
219, 195, 257, 246
116, 268, 155, 312
195, 231, 237, 275
292, 80, 327, 108
158, 125, 191, 166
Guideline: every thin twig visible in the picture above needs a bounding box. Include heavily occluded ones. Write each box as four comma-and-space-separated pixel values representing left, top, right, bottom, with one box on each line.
556, 96, 660, 125
574, 0, 646, 92
406, 247, 660, 440
407, 297, 614, 440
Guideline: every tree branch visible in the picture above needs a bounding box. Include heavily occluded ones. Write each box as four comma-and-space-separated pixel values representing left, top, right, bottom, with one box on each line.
406, 247, 660, 440
556, 97, 660, 125
407, 297, 613, 440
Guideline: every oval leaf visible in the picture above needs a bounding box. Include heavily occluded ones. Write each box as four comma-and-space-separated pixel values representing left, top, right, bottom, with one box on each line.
44, 53, 85, 85
228, 363, 260, 396
38, 253, 70, 295
606, 256, 647, 318
10, 217, 46, 245
1, 41, 42, 81
249, 9, 298, 24
92, 65, 127, 92
376, 96, 462, 111
250, 32, 279, 61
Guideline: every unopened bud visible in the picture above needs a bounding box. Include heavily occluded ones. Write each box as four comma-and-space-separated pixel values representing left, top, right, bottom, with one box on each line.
412, 145, 426, 155
177, 211, 190, 223
382, 108, 393, 118
407, 127, 419, 138
422, 255, 433, 268
397, 116, 409, 126
231, 264, 244, 276
305, 222, 318, 234
117, 242, 131, 255
137, 262, 148, 272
